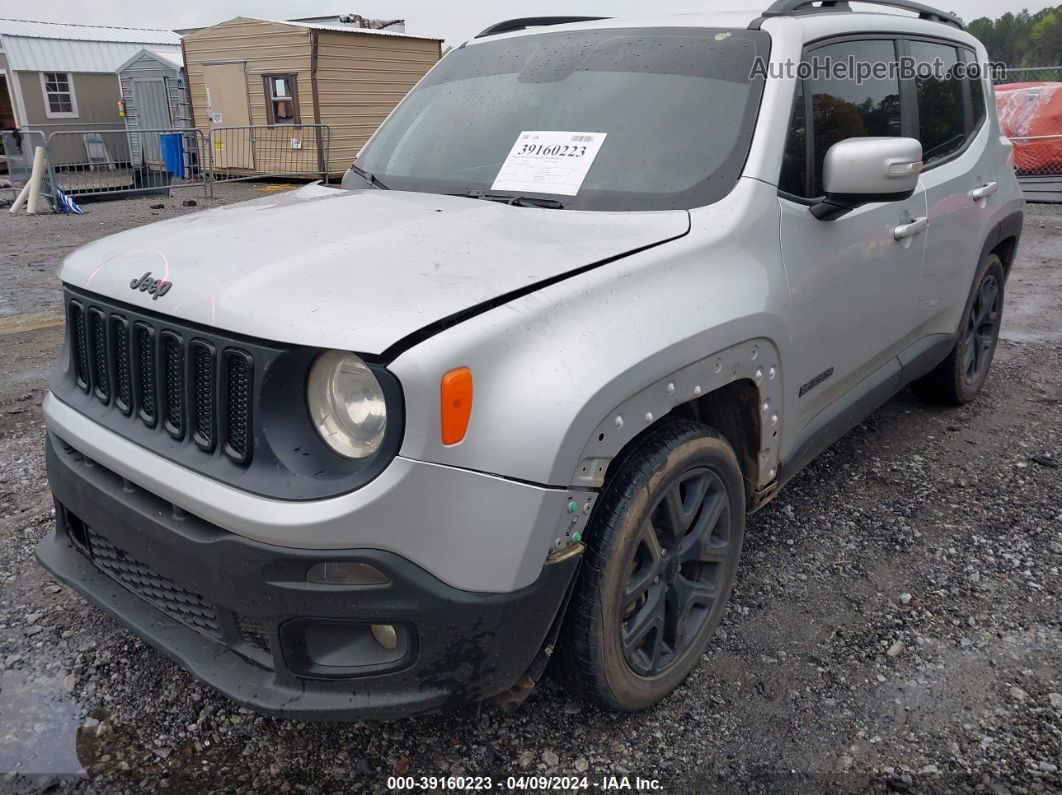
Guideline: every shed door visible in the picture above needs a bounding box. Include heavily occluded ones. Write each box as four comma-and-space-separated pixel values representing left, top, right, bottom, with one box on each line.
203, 62, 253, 170
132, 79, 171, 165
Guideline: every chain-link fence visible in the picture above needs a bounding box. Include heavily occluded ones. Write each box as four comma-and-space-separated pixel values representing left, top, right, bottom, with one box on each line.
45, 128, 209, 200
996, 66, 1062, 85
1011, 134, 1062, 202
207, 125, 331, 183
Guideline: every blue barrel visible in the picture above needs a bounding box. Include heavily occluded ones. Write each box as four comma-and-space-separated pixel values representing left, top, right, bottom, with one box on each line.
160, 133, 185, 178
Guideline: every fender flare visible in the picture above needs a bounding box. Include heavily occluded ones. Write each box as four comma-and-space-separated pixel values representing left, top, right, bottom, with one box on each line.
569, 338, 783, 492
981, 209, 1024, 278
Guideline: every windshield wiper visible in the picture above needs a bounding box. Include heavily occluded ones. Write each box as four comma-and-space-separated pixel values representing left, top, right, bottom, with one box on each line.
453, 191, 565, 209
349, 164, 390, 190
504, 195, 565, 209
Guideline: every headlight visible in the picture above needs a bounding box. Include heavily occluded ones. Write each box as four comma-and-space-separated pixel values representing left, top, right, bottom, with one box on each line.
307, 351, 387, 459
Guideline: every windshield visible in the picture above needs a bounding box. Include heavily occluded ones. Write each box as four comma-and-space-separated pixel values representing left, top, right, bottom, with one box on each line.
353, 28, 770, 211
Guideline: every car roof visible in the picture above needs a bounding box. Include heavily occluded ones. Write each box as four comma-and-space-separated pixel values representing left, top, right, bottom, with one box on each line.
466, 8, 978, 49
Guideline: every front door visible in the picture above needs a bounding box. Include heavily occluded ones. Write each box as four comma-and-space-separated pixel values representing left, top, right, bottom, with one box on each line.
776, 38, 928, 434
203, 62, 252, 170
131, 79, 170, 165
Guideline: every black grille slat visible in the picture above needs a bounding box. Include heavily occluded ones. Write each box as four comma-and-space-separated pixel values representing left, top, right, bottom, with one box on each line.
88, 308, 109, 402
134, 323, 157, 426
69, 302, 89, 392
86, 527, 222, 641
111, 316, 132, 415
223, 351, 252, 463
161, 332, 185, 439
191, 341, 216, 451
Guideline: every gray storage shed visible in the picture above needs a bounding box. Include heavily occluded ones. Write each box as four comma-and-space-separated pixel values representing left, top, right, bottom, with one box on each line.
116, 48, 189, 167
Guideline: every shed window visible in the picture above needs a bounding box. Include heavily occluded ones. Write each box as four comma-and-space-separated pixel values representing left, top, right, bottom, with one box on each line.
41, 72, 78, 118
264, 75, 299, 125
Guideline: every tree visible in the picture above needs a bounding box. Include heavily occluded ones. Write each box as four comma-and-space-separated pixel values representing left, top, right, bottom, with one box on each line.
962, 5, 1062, 67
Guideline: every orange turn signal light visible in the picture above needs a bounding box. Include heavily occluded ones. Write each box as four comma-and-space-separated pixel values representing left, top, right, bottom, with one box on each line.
440, 367, 473, 445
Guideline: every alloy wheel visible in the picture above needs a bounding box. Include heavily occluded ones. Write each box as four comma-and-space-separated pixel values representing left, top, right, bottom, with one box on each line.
963, 273, 1000, 385
619, 467, 731, 677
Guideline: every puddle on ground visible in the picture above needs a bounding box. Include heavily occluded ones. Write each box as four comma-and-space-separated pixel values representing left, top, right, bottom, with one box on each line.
0, 669, 86, 776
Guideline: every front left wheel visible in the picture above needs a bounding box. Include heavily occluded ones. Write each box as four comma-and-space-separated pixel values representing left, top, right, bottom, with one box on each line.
556, 419, 745, 711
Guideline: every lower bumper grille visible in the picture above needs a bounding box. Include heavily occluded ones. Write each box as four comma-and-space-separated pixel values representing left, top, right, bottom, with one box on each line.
86, 526, 223, 642
235, 614, 272, 653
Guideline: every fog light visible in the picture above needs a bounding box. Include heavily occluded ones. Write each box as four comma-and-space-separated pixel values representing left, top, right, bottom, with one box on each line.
284, 618, 414, 677
371, 623, 398, 650
306, 561, 388, 585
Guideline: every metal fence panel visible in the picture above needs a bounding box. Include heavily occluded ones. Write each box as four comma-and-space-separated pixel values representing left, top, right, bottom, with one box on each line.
45, 128, 209, 201
207, 125, 330, 183
2, 129, 49, 187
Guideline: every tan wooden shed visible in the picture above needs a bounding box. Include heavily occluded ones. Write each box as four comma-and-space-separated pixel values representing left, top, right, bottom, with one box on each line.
181, 17, 442, 176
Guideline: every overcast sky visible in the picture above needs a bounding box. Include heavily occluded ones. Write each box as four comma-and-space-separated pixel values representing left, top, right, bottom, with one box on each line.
16, 0, 1062, 48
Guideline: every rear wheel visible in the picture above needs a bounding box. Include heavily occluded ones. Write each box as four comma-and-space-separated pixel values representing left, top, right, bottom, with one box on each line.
556, 419, 745, 711
913, 253, 1005, 406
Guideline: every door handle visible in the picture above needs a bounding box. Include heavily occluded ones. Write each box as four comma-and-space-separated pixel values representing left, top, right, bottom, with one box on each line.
970, 182, 998, 200
893, 216, 929, 241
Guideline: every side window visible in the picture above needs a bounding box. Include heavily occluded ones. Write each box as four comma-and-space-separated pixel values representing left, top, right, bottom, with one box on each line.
965, 50, 987, 131
41, 72, 78, 118
264, 75, 300, 125
779, 80, 808, 197
806, 40, 902, 197
909, 41, 967, 165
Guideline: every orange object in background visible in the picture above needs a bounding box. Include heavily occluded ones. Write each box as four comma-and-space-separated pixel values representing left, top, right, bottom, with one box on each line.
440, 367, 473, 445
995, 82, 1062, 174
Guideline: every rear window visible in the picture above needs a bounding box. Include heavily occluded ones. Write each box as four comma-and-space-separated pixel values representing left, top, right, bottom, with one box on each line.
964, 50, 987, 131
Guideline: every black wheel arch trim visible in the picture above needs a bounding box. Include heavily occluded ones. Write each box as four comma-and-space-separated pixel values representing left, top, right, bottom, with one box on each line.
985, 209, 1024, 278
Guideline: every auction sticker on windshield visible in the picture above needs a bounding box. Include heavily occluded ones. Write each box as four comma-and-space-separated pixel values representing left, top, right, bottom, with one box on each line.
492, 131, 607, 196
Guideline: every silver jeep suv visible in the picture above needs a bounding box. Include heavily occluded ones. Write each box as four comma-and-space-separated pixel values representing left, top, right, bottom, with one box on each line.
39, 0, 1023, 719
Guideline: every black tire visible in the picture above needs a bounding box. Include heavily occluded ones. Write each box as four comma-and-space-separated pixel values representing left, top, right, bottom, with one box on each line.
912, 253, 1005, 406
556, 419, 745, 711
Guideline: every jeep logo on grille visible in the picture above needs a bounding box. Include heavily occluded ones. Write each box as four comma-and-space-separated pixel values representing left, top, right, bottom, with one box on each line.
130, 272, 172, 300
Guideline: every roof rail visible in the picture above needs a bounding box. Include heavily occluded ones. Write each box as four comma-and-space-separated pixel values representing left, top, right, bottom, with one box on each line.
756, 0, 963, 30
474, 16, 611, 39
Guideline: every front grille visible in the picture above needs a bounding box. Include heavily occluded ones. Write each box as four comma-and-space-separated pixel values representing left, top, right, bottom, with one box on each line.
86, 526, 222, 642
66, 294, 253, 465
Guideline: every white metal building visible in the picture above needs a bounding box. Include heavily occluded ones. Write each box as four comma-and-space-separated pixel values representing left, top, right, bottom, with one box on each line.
0, 18, 181, 132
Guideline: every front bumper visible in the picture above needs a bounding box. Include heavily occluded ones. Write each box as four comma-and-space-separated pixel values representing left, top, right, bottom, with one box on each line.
38, 432, 580, 720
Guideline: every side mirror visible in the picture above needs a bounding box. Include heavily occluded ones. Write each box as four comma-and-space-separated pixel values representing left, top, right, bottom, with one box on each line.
811, 137, 923, 221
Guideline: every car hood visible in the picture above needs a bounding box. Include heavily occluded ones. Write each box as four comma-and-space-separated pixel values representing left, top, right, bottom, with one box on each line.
60, 184, 690, 354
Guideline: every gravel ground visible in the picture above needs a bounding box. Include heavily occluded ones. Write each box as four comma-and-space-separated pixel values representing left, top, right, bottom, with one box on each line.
0, 190, 1059, 794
